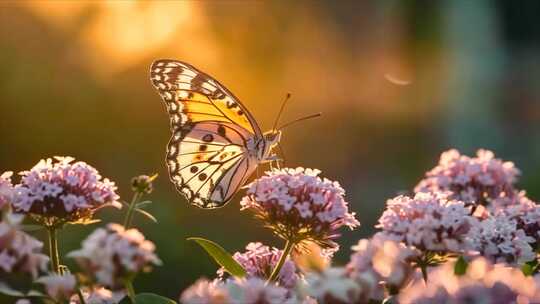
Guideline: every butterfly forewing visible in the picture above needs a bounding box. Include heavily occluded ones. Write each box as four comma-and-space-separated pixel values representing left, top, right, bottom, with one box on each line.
150, 59, 262, 208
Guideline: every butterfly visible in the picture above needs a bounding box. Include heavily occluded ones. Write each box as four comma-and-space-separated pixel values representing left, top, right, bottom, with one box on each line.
150, 60, 283, 208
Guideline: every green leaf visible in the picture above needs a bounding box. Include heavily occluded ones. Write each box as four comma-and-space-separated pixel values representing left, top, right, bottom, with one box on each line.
522, 260, 538, 276
135, 208, 158, 223
188, 237, 247, 278
136, 200, 153, 209
454, 256, 468, 276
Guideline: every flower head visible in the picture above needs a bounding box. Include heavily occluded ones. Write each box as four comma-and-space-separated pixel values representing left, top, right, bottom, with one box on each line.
0, 218, 49, 278
36, 273, 76, 302
492, 196, 540, 246
398, 258, 540, 303
377, 192, 472, 252
180, 279, 230, 304
347, 234, 419, 296
0, 172, 14, 210
13, 157, 120, 226
465, 213, 536, 264
224, 277, 289, 304
301, 267, 367, 304
131, 174, 157, 195
181, 277, 290, 304
217, 242, 299, 289
241, 168, 359, 248
415, 149, 520, 208
70, 287, 125, 304
67, 223, 161, 289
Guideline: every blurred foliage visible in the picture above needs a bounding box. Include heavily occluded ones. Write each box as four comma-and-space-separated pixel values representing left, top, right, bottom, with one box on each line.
0, 0, 539, 299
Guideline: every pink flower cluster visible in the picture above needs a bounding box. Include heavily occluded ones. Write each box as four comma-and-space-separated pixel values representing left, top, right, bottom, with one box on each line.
398, 258, 540, 303
0, 218, 49, 278
346, 235, 419, 297
67, 223, 161, 289
218, 242, 299, 289
181, 277, 290, 304
240, 168, 359, 248
36, 273, 77, 302
302, 267, 364, 304
0, 172, 14, 209
13, 157, 120, 224
415, 149, 520, 208
70, 287, 125, 304
466, 213, 536, 264
376, 192, 472, 252
495, 197, 540, 245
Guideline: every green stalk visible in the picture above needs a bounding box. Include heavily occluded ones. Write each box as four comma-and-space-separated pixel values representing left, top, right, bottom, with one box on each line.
47, 227, 60, 274
123, 192, 142, 229
125, 279, 136, 303
77, 288, 87, 304
267, 240, 294, 283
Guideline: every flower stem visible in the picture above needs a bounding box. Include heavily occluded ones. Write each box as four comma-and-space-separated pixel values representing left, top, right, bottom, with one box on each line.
125, 279, 136, 303
267, 240, 294, 283
47, 227, 60, 274
77, 288, 87, 304
123, 192, 142, 229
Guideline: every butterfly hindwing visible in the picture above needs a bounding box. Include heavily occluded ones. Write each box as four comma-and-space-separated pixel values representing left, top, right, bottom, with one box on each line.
166, 122, 256, 208
151, 60, 263, 208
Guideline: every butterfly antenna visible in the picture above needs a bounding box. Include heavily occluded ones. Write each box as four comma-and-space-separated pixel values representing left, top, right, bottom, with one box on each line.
278, 112, 322, 130
277, 143, 287, 166
272, 93, 292, 131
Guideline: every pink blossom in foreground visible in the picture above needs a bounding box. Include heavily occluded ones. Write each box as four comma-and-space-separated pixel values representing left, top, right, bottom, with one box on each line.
70, 287, 125, 304
415, 149, 519, 208
301, 267, 367, 304
13, 157, 121, 225
347, 234, 419, 298
217, 242, 299, 289
377, 192, 472, 252
67, 223, 161, 289
399, 258, 540, 303
36, 273, 77, 302
0, 218, 49, 278
180, 279, 230, 304
181, 277, 290, 304
240, 168, 359, 249
0, 172, 13, 210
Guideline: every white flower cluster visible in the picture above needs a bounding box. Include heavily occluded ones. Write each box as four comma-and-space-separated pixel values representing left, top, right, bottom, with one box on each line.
415, 149, 520, 207
180, 277, 290, 304
13, 157, 120, 222
67, 223, 161, 289
240, 168, 359, 248
466, 214, 536, 264
36, 273, 77, 302
301, 267, 368, 304
377, 192, 472, 252
217, 242, 299, 289
0, 218, 49, 278
70, 287, 125, 304
399, 258, 540, 303
347, 235, 419, 297
0, 172, 14, 209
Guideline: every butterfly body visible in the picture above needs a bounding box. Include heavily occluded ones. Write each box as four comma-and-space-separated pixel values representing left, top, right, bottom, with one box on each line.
150, 59, 280, 208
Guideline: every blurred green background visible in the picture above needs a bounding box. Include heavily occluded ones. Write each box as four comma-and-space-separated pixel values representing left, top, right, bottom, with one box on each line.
1, 0, 539, 299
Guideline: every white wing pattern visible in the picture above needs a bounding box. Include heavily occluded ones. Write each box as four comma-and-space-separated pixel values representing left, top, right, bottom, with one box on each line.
150, 60, 261, 208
